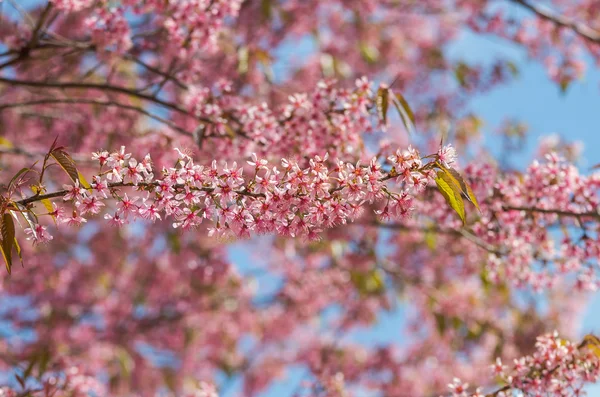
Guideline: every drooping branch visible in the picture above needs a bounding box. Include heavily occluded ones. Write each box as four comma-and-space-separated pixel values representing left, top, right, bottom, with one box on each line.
0, 77, 193, 118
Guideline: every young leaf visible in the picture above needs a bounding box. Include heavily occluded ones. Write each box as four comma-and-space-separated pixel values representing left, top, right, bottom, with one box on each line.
51, 150, 80, 185
443, 167, 480, 211
435, 170, 466, 224
1, 212, 15, 274
30, 185, 56, 223
359, 42, 379, 64
42, 199, 56, 223
18, 207, 38, 240
0, 137, 13, 148
78, 171, 91, 189
260, 0, 272, 20
434, 313, 447, 335
583, 334, 600, 359
454, 62, 470, 88
350, 269, 385, 296
13, 236, 22, 267
390, 90, 416, 134
237, 46, 249, 75
464, 182, 480, 212
376, 87, 390, 125
8, 167, 31, 190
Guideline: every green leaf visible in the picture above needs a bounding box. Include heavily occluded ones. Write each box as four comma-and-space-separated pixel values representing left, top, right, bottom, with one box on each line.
36, 348, 51, 377
434, 313, 446, 335
464, 183, 480, 212
444, 167, 480, 212
376, 87, 389, 125
78, 171, 91, 189
51, 150, 79, 184
167, 232, 181, 254
390, 89, 416, 134
559, 78, 570, 95
42, 199, 56, 223
359, 41, 379, 64
13, 236, 22, 267
237, 46, 249, 75
320, 53, 336, 78
454, 62, 470, 88
116, 348, 134, 379
1, 212, 15, 274
163, 369, 176, 391
18, 207, 38, 240
9, 167, 31, 190
260, 0, 272, 20
31, 185, 56, 223
583, 334, 600, 358
424, 229, 436, 250
435, 170, 466, 225
0, 137, 13, 148
350, 269, 385, 296
506, 61, 519, 77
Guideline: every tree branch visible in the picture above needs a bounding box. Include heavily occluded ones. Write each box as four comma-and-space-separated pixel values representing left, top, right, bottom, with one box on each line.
0, 98, 193, 136
0, 77, 195, 118
511, 0, 600, 44
14, 181, 265, 207
502, 205, 600, 220
372, 221, 504, 255
126, 55, 187, 90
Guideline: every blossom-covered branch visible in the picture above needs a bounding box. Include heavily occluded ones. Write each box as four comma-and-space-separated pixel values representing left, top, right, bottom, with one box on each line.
8, 144, 457, 246
448, 332, 600, 397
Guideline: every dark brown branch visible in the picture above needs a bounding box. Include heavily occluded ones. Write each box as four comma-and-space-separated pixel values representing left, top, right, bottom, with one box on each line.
0, 146, 91, 162
0, 77, 196, 118
511, 0, 600, 44
502, 205, 600, 220
15, 182, 265, 207
126, 55, 187, 90
0, 98, 192, 136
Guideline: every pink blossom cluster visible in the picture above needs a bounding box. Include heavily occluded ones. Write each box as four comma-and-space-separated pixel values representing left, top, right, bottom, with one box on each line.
85, 7, 133, 56
182, 77, 378, 160
481, 153, 600, 291
448, 332, 600, 397
23, 144, 443, 244
6, 362, 106, 397
0, 366, 219, 397
52, 0, 243, 60
464, 2, 591, 89
161, 0, 244, 57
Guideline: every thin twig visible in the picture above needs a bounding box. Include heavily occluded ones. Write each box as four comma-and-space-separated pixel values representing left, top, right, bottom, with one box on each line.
502, 205, 600, 220
0, 77, 195, 119
0, 98, 193, 136
373, 221, 504, 255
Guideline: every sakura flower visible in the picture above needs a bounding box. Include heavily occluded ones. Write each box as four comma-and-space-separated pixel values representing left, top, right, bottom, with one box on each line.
24, 224, 53, 244
76, 195, 105, 215
63, 181, 85, 201
104, 212, 126, 227
438, 144, 457, 168
62, 214, 87, 227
